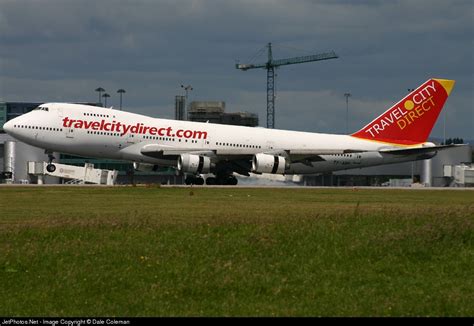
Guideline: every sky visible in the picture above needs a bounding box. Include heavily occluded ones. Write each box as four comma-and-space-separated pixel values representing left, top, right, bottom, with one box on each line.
1, 0, 473, 140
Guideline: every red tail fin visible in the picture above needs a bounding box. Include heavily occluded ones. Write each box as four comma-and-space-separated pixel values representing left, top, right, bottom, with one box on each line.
351, 78, 455, 145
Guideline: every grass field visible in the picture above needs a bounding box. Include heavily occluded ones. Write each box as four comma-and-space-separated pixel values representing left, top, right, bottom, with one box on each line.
0, 186, 473, 316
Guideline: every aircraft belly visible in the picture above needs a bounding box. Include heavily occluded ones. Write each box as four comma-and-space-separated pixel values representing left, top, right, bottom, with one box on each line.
286, 151, 435, 175
118, 144, 175, 166
287, 161, 337, 174
287, 152, 385, 174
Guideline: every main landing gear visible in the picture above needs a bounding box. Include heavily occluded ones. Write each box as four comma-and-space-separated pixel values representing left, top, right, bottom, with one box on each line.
46, 152, 56, 173
185, 175, 204, 185
184, 174, 238, 186
206, 175, 238, 186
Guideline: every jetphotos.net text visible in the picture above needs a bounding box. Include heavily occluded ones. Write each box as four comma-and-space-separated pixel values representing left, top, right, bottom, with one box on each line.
62, 117, 208, 139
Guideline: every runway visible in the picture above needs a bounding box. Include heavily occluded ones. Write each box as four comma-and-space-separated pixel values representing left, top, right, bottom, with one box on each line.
1, 183, 473, 190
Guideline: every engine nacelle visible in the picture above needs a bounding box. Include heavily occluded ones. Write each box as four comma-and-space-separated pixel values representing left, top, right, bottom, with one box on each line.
177, 154, 211, 174
133, 162, 160, 172
252, 153, 286, 174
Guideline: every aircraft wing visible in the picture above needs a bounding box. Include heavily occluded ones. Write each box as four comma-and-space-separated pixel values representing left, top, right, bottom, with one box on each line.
139, 142, 459, 177
142, 142, 457, 162
141, 143, 366, 161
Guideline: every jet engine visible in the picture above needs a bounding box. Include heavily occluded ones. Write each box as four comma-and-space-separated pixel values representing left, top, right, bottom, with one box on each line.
177, 154, 211, 174
133, 162, 160, 172
252, 153, 286, 174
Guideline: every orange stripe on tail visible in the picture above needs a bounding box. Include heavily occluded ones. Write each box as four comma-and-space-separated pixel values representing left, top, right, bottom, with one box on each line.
351, 78, 455, 145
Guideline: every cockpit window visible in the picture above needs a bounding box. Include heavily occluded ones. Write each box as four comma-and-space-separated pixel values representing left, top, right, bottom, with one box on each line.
34, 106, 49, 111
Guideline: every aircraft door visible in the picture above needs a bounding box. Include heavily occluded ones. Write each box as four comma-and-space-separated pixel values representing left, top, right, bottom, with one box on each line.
65, 127, 74, 138
56, 107, 74, 138
201, 137, 209, 149
266, 140, 276, 150
126, 133, 136, 144
347, 153, 362, 167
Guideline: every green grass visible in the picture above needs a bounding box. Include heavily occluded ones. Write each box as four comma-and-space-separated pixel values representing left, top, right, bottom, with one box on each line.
0, 186, 473, 316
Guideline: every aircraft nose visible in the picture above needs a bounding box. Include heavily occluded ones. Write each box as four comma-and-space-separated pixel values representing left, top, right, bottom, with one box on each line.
3, 119, 14, 134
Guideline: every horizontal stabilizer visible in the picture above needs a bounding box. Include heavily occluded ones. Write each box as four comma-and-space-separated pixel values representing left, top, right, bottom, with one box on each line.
379, 144, 458, 155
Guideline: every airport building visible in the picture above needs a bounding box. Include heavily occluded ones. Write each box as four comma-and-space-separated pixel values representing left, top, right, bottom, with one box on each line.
187, 101, 258, 127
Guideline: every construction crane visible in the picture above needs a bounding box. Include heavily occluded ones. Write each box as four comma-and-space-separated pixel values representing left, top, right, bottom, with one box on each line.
236, 43, 338, 128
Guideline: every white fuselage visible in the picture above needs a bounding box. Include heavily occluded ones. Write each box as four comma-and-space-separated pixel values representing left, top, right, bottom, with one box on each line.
4, 103, 434, 174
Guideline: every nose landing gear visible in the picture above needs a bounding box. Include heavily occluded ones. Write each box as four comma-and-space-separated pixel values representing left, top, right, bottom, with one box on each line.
46, 152, 56, 173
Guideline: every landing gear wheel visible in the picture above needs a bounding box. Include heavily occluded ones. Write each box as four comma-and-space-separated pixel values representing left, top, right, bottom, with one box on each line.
46, 164, 56, 173
215, 175, 238, 185
206, 177, 217, 185
194, 177, 204, 185
225, 176, 238, 185
185, 176, 204, 185
45, 151, 56, 173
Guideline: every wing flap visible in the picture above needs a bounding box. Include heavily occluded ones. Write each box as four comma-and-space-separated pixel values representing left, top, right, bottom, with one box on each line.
140, 144, 214, 159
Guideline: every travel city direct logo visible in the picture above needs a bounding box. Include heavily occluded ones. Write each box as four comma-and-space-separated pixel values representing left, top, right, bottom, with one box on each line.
364, 80, 440, 138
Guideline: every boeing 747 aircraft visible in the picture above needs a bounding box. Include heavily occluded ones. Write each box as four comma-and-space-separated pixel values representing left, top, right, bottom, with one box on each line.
3, 78, 455, 185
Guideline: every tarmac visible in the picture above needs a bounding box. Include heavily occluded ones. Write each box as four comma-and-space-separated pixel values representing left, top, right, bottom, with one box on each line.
1, 183, 474, 190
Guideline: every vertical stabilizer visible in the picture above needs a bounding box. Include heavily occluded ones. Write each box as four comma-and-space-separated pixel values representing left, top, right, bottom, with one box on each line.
351, 78, 455, 145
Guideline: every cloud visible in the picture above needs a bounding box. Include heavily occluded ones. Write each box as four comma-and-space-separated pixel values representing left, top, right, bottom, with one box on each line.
0, 0, 472, 140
